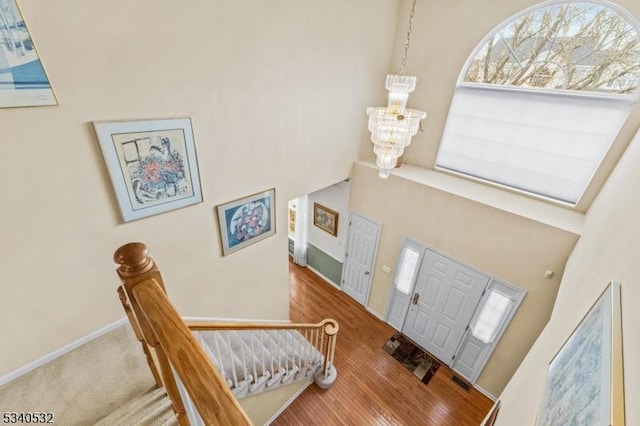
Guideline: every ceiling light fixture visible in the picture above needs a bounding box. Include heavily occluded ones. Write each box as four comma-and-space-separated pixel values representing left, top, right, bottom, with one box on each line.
366, 0, 426, 178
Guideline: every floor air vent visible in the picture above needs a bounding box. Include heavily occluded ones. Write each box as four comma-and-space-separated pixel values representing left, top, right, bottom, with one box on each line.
452, 375, 471, 392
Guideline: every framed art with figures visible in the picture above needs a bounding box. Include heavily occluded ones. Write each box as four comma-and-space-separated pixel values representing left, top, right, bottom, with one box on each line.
216, 189, 276, 256
94, 117, 202, 222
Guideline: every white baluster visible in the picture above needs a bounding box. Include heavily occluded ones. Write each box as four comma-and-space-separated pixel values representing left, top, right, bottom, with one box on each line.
212, 332, 229, 385
268, 331, 275, 375
250, 334, 258, 383
226, 332, 239, 388
238, 332, 249, 382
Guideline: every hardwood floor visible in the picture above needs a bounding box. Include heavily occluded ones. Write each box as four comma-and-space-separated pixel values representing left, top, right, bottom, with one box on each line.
272, 261, 493, 426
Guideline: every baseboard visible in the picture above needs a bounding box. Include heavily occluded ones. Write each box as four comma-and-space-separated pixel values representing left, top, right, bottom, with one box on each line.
0, 318, 128, 387
474, 383, 497, 401
264, 379, 313, 426
306, 265, 341, 290
365, 306, 385, 322
0, 315, 292, 388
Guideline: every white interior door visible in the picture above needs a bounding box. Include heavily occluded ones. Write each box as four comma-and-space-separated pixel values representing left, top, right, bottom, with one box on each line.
342, 213, 380, 306
402, 249, 489, 364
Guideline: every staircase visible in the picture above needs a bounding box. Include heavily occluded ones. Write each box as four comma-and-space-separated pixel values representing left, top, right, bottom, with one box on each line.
0, 243, 339, 425
112, 242, 339, 424
197, 329, 323, 398
95, 387, 177, 426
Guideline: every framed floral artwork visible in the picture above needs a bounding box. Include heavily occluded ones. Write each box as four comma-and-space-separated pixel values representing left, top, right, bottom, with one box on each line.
216, 189, 276, 256
94, 118, 202, 222
313, 203, 338, 236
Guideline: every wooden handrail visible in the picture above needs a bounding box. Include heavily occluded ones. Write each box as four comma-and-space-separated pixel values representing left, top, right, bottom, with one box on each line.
132, 277, 251, 425
114, 242, 340, 424
114, 242, 252, 425
186, 319, 339, 334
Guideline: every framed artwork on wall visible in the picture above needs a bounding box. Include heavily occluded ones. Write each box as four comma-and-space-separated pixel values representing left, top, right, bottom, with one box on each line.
0, 0, 57, 108
313, 202, 338, 236
216, 189, 276, 256
94, 117, 202, 222
535, 281, 624, 426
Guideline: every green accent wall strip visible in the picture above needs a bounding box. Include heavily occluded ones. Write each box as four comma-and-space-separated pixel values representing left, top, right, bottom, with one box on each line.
306, 243, 343, 286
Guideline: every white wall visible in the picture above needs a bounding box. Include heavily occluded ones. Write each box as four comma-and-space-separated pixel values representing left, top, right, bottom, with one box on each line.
0, 0, 400, 378
307, 180, 351, 262
496, 128, 640, 425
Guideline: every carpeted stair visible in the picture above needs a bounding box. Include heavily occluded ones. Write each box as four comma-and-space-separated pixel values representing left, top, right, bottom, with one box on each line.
94, 386, 177, 426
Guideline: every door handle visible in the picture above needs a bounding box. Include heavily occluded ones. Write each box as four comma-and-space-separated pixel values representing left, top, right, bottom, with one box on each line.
412, 293, 420, 305
364, 271, 370, 275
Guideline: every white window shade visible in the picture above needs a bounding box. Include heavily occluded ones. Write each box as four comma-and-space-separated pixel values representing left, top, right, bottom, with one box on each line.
394, 246, 420, 295
436, 87, 632, 204
470, 288, 514, 344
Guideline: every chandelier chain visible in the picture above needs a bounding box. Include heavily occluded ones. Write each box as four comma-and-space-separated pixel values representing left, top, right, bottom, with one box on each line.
400, 0, 418, 75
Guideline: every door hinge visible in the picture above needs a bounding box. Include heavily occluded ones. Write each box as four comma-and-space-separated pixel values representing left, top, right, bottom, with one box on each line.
349, 221, 352, 226
345, 252, 348, 258
451, 354, 456, 361
481, 289, 486, 297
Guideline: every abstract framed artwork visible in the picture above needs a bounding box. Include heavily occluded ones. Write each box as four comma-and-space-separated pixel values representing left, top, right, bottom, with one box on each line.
94, 118, 202, 222
216, 189, 276, 256
313, 203, 338, 236
0, 0, 57, 108
536, 281, 624, 426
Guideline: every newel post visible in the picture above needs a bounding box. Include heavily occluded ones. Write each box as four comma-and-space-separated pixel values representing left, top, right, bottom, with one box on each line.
314, 319, 339, 389
114, 242, 167, 291
113, 242, 188, 425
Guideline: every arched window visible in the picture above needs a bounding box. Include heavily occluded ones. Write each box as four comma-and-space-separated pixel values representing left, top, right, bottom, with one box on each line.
436, 1, 640, 204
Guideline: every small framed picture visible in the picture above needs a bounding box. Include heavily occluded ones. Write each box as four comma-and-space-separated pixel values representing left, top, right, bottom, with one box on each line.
94, 117, 202, 222
313, 202, 338, 236
216, 189, 276, 256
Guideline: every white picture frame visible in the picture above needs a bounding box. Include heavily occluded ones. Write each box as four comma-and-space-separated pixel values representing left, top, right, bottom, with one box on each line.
94, 117, 202, 222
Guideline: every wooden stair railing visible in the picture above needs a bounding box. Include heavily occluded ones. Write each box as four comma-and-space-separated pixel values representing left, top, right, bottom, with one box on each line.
188, 319, 339, 391
114, 243, 340, 425
114, 242, 251, 426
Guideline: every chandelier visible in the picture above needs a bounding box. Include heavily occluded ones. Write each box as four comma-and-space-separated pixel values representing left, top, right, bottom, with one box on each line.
366, 0, 426, 178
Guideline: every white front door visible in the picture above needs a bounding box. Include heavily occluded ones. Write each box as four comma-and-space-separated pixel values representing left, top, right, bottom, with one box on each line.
342, 213, 380, 306
402, 249, 489, 364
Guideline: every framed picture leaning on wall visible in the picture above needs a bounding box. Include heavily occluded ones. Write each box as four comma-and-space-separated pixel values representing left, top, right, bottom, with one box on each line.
94, 117, 202, 222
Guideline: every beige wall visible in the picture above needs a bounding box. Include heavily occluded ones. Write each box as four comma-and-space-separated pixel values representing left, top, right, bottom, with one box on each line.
0, 0, 400, 377
496, 128, 640, 424
349, 163, 579, 396
371, 0, 640, 212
